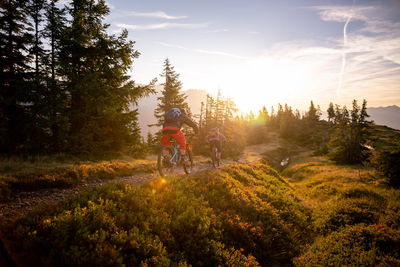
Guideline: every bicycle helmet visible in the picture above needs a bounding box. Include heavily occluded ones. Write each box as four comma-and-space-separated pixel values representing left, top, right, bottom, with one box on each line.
165, 108, 182, 122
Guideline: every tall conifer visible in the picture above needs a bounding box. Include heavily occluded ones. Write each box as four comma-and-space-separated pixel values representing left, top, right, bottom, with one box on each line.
154, 58, 189, 126
0, 0, 33, 154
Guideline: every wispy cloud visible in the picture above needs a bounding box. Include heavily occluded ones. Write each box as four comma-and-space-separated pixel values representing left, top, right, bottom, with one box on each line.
125, 11, 187, 20
305, 4, 400, 104
117, 22, 209, 30
156, 42, 248, 60
205, 29, 229, 33
337, 1, 354, 97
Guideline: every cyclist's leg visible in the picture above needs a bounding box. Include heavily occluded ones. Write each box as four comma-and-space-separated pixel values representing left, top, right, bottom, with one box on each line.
173, 130, 186, 159
161, 133, 172, 156
216, 140, 222, 160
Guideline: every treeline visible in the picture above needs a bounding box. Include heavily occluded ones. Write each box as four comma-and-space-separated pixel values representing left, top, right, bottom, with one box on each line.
0, 0, 153, 156
194, 91, 246, 158
246, 100, 399, 186
245, 100, 370, 162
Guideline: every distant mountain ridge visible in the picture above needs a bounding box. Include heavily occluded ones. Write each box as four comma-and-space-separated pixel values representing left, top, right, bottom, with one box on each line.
367, 105, 400, 130
137, 86, 207, 137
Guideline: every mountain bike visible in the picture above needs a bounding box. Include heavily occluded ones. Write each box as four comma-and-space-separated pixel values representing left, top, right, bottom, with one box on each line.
157, 135, 194, 177
208, 139, 223, 168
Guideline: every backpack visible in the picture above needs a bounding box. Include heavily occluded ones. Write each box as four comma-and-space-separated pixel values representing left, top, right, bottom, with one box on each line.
164, 108, 182, 123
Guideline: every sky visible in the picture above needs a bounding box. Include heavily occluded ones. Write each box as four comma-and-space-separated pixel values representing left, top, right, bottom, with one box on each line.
102, 0, 400, 112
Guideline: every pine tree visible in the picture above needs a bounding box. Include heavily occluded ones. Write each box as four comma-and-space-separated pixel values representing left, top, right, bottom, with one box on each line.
42, 0, 68, 151
27, 0, 54, 152
305, 100, 320, 123
329, 100, 370, 163
327, 102, 335, 123
279, 104, 296, 138
153, 58, 189, 126
0, 0, 33, 154
60, 0, 153, 154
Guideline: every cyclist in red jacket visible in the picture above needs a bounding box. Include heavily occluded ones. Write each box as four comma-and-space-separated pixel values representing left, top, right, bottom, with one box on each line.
161, 108, 198, 162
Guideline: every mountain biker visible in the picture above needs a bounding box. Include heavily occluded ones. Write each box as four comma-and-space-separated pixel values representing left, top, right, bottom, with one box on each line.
161, 108, 198, 163
205, 127, 226, 162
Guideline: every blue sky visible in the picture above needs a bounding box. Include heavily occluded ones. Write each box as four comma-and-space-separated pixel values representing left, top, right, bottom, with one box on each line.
102, 0, 400, 111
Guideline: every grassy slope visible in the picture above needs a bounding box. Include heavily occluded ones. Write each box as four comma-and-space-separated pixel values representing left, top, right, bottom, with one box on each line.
0, 163, 310, 266
1, 125, 399, 266
368, 125, 400, 152
282, 152, 400, 266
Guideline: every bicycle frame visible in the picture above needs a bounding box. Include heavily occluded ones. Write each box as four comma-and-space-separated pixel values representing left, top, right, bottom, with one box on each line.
168, 145, 180, 165
158, 134, 194, 176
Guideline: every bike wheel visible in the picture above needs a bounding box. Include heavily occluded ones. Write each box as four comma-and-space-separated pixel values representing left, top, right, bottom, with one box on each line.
158, 146, 175, 177
183, 149, 193, 174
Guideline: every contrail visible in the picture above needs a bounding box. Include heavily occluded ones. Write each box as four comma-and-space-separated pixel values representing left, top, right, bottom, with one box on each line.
337, 0, 355, 97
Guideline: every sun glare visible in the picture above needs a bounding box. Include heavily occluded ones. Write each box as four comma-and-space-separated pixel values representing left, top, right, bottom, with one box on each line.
221, 56, 316, 113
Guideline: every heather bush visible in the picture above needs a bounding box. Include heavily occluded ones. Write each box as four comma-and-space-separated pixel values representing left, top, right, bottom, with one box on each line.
2, 163, 310, 266
294, 224, 400, 266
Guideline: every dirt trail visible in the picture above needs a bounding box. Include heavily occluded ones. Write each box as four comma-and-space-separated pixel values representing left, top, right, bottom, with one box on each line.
0, 160, 215, 219
0, 137, 279, 220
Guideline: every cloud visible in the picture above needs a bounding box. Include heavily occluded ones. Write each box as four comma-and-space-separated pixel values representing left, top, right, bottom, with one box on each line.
156, 42, 248, 60
205, 29, 229, 33
117, 22, 209, 30
125, 11, 187, 20
303, 4, 400, 104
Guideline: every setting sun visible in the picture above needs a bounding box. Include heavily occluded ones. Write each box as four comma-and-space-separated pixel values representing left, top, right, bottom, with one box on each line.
219, 55, 317, 112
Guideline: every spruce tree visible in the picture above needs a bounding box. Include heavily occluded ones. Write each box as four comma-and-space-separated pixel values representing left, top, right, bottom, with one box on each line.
329, 100, 370, 163
27, 0, 53, 152
327, 102, 335, 123
0, 0, 33, 154
61, 0, 153, 154
154, 58, 189, 126
42, 0, 68, 151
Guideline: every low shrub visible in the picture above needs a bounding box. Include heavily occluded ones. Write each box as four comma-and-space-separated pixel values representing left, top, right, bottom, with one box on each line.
370, 150, 400, 187
1, 163, 311, 266
313, 198, 382, 234
294, 224, 400, 266
0, 161, 155, 200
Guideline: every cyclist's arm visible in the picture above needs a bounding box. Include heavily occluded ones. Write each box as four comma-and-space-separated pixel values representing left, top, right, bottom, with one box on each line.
219, 133, 227, 141
182, 114, 199, 134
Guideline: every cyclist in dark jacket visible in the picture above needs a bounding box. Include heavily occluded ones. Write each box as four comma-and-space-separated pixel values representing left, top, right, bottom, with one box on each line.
205, 127, 226, 161
161, 108, 198, 162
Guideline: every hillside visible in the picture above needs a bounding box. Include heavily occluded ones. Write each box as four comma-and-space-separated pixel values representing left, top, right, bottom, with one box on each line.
1, 131, 400, 266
